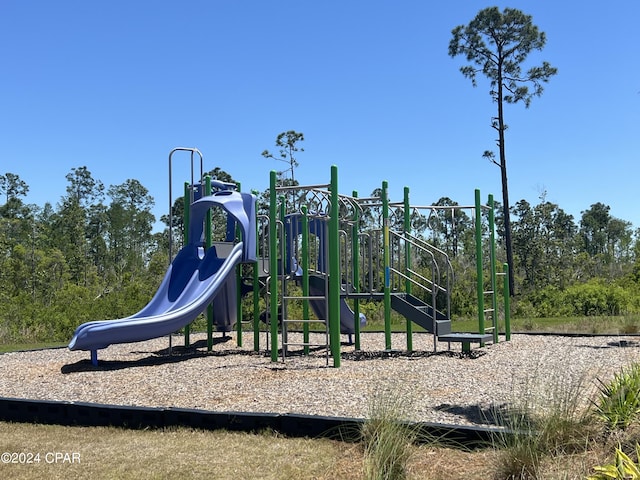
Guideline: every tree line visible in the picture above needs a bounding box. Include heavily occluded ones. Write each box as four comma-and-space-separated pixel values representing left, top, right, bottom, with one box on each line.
1, 167, 639, 343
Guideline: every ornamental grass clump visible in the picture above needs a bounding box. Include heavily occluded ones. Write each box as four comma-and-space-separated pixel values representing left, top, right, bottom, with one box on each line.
594, 362, 640, 431
491, 363, 596, 479
362, 387, 419, 480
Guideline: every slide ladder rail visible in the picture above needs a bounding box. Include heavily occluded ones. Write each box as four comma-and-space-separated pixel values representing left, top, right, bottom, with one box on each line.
278, 214, 331, 364
258, 207, 332, 362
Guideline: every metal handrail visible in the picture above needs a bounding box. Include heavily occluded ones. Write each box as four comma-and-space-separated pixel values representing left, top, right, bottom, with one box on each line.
168, 147, 204, 261
399, 230, 454, 318
389, 229, 441, 284
403, 231, 454, 282
388, 228, 453, 321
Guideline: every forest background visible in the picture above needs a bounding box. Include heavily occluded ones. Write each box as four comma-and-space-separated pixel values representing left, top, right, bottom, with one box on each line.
1, 165, 639, 343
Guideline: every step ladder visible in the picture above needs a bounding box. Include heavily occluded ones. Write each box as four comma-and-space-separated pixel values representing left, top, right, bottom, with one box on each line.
280, 297, 330, 364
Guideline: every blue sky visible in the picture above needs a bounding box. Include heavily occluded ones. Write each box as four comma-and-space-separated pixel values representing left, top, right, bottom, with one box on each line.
1, 1, 639, 232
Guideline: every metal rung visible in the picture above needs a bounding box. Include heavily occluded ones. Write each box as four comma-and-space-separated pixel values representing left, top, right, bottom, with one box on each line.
484, 308, 494, 313
483, 290, 494, 295
283, 341, 328, 348
282, 318, 326, 324
283, 295, 326, 301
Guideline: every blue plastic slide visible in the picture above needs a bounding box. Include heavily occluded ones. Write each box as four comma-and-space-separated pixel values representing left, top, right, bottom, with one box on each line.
68, 241, 243, 354
68, 189, 256, 364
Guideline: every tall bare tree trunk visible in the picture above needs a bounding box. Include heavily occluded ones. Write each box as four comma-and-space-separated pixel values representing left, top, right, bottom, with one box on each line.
497, 70, 516, 296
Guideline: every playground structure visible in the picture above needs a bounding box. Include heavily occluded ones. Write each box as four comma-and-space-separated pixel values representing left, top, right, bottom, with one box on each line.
68, 148, 510, 368
261, 166, 511, 367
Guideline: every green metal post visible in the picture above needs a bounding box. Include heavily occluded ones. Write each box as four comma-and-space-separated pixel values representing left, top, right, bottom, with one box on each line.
404, 186, 413, 351
301, 206, 310, 355
474, 189, 485, 337
503, 263, 511, 341
329, 166, 341, 367
183, 181, 191, 347
269, 171, 279, 361
205, 176, 214, 351
382, 180, 392, 351
352, 191, 361, 351
488, 194, 498, 344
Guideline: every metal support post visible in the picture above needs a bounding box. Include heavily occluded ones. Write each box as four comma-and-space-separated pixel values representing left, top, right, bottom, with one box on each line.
328, 166, 341, 367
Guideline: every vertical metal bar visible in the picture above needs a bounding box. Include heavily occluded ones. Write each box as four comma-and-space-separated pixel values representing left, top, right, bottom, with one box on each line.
488, 194, 498, 344
364, 233, 372, 294
205, 175, 214, 351
190, 150, 195, 205
403, 186, 413, 351
323, 222, 330, 366
253, 211, 261, 351
382, 180, 392, 351
279, 199, 287, 361
235, 182, 243, 347
329, 166, 341, 367
432, 251, 437, 352
183, 181, 191, 347
503, 263, 511, 341
352, 191, 361, 351
475, 189, 485, 337
301, 206, 310, 355
167, 150, 174, 358
269, 171, 279, 362
168, 154, 173, 263
183, 182, 190, 245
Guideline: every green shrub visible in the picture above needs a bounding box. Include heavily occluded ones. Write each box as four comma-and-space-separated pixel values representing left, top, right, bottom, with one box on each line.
517, 280, 633, 318
564, 280, 630, 316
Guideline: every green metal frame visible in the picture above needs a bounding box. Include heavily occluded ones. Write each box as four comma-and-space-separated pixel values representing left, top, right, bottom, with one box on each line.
263, 167, 510, 366
474, 189, 485, 338
328, 166, 341, 367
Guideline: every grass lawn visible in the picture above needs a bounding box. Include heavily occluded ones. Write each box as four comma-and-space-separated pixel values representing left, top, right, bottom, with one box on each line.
0, 421, 497, 480
0, 343, 67, 354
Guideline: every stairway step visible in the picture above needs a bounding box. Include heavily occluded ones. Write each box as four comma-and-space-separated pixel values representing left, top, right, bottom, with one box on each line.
437, 332, 494, 352
390, 293, 450, 334
438, 332, 493, 344
436, 320, 451, 336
